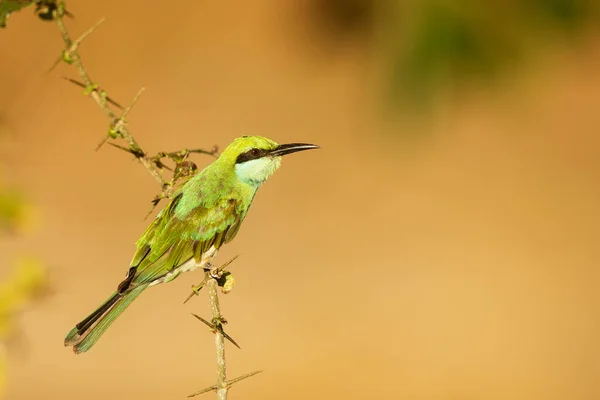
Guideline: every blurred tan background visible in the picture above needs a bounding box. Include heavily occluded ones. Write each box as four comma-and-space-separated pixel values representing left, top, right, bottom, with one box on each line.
1, 0, 600, 399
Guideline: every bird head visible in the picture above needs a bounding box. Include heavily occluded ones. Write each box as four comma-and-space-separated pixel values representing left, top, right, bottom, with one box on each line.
218, 136, 319, 185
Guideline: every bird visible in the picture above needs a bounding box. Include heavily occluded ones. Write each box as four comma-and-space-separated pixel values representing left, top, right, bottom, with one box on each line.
64, 135, 319, 353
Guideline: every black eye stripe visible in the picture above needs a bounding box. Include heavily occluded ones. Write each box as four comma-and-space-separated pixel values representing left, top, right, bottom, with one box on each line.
236, 148, 269, 164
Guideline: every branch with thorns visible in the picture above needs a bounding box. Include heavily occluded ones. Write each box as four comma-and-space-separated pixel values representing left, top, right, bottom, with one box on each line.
186, 258, 262, 399
183, 256, 263, 398
48, 3, 218, 214
12, 2, 263, 398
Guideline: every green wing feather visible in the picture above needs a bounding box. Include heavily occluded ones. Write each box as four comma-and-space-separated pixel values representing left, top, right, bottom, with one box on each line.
70, 286, 146, 354
128, 193, 246, 286
64, 186, 248, 353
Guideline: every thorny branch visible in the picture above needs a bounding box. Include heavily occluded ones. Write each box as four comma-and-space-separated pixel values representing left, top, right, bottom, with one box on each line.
208, 278, 228, 400
186, 257, 261, 398
192, 313, 240, 350
188, 272, 262, 398
35, 3, 261, 398
50, 4, 218, 211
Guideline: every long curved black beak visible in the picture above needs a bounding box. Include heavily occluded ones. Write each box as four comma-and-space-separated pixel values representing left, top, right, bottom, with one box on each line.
269, 143, 320, 157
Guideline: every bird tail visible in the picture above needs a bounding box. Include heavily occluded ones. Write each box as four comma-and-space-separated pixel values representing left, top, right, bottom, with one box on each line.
64, 286, 145, 354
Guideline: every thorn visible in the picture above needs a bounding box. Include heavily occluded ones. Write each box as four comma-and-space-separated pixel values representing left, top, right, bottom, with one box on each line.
107, 142, 131, 154
184, 282, 206, 304
225, 370, 263, 386
120, 87, 146, 120
95, 135, 109, 151
47, 55, 64, 74
155, 160, 173, 171
61, 76, 84, 87
187, 370, 263, 397
71, 18, 105, 49
143, 205, 156, 221
61, 77, 124, 109
219, 255, 240, 271
106, 142, 145, 158
190, 314, 241, 349
222, 330, 241, 350
94, 87, 145, 152
106, 97, 125, 109
187, 384, 217, 397
49, 19, 104, 74
143, 194, 163, 220
191, 313, 213, 329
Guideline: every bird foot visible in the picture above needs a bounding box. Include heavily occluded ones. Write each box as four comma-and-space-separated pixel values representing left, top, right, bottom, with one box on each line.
204, 262, 222, 279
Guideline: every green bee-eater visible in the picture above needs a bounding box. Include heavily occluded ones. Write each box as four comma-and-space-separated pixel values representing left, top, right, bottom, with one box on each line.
64, 136, 318, 353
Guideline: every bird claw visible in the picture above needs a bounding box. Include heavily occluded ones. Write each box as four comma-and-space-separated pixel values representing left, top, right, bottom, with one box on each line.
204, 262, 222, 279
185, 256, 238, 303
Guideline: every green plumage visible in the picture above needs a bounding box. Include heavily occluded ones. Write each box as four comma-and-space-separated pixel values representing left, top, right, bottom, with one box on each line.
65, 287, 145, 353
64, 136, 318, 354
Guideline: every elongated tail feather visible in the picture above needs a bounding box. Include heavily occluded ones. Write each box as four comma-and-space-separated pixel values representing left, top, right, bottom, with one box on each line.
64, 286, 146, 354
76, 293, 121, 334
64, 292, 119, 346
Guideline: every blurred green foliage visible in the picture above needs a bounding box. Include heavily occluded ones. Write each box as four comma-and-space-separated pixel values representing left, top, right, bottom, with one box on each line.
384, 0, 597, 106
311, 0, 598, 108
527, 0, 589, 28
0, 0, 35, 27
0, 257, 46, 398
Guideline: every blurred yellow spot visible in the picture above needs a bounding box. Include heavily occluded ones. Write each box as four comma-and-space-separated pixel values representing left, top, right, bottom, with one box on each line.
0, 258, 46, 334
0, 191, 40, 236
13, 203, 40, 235
0, 259, 47, 398
0, 151, 43, 399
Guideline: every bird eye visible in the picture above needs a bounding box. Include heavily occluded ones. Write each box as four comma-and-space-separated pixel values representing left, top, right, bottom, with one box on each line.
235, 148, 264, 164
